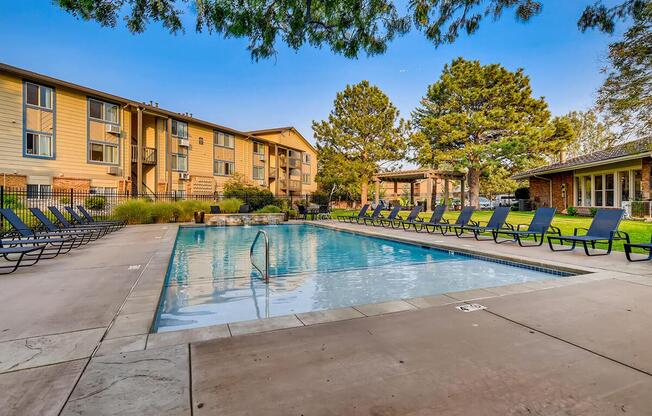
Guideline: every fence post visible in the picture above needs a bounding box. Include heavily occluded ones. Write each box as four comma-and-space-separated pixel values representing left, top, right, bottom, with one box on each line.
70, 188, 74, 207
0, 186, 4, 210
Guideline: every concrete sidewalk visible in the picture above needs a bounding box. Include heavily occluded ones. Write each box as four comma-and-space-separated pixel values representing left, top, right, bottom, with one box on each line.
1, 221, 652, 415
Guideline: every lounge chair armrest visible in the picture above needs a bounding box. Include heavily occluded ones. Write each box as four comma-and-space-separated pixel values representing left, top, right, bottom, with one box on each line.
614, 230, 631, 242
503, 222, 515, 230
573, 227, 589, 236
396, 215, 404, 221
516, 223, 528, 230
469, 220, 480, 226
548, 225, 561, 235
441, 218, 450, 224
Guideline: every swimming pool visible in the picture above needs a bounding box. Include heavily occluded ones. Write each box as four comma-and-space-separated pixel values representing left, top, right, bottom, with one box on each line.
154, 224, 570, 332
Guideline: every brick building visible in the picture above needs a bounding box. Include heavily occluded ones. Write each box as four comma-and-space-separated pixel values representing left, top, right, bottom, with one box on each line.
513, 139, 652, 215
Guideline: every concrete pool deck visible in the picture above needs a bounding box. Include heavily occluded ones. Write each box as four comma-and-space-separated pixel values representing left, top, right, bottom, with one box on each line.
0, 220, 651, 415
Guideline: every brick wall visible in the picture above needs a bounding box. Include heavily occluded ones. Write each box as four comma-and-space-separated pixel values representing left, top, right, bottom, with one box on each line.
529, 172, 574, 213
52, 177, 91, 192
642, 157, 651, 200
1, 174, 27, 189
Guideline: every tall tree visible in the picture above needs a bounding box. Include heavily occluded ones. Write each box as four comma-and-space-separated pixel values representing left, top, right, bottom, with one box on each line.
564, 110, 620, 159
596, 3, 652, 139
411, 58, 572, 208
313, 81, 408, 204
53, 1, 638, 59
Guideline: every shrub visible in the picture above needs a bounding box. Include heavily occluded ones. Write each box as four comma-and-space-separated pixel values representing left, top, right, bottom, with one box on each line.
2, 194, 23, 209
567, 206, 577, 216
223, 174, 274, 211
113, 200, 153, 224
175, 200, 211, 221
84, 196, 106, 210
309, 191, 330, 206
514, 187, 530, 200
272, 197, 289, 210
287, 208, 298, 219
218, 198, 244, 213
257, 205, 281, 213
149, 202, 180, 223
589, 207, 598, 217
59, 196, 71, 205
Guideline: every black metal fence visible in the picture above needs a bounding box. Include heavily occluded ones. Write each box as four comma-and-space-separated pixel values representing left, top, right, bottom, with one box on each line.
0, 186, 323, 232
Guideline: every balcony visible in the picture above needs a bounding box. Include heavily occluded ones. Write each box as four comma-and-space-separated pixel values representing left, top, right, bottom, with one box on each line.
269, 167, 276, 178
288, 158, 302, 169
280, 179, 301, 191
131, 145, 157, 165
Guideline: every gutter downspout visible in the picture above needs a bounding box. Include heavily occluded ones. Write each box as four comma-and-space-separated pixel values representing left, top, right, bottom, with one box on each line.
533, 175, 553, 208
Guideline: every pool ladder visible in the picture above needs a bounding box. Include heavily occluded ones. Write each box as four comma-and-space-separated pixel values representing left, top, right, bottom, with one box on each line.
250, 230, 270, 283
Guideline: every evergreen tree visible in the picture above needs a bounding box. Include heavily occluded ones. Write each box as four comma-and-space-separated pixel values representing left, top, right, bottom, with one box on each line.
411, 58, 572, 208
313, 81, 408, 204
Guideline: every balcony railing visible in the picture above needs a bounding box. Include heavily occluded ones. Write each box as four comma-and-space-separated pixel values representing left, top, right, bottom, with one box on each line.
131, 145, 157, 165
288, 158, 302, 169
268, 167, 276, 178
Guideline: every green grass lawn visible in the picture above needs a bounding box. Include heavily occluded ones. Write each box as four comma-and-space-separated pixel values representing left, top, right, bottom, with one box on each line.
331, 208, 652, 253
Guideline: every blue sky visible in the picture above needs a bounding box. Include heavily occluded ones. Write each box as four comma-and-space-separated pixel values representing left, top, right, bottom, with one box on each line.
0, 0, 625, 145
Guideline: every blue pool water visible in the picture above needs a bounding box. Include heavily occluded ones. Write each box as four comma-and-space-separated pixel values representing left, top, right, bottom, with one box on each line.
154, 224, 568, 332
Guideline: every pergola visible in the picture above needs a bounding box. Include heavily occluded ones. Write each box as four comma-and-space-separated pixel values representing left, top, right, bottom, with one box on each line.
372, 168, 466, 212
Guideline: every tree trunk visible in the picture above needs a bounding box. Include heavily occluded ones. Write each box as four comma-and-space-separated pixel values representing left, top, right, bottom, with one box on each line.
467, 167, 481, 208
360, 179, 369, 206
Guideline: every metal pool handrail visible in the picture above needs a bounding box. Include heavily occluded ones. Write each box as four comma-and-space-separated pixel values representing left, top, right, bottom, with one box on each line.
250, 229, 270, 282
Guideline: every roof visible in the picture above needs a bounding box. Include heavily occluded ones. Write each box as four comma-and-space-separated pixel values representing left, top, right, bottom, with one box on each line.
513, 138, 652, 179
374, 168, 466, 182
246, 127, 317, 153
0, 62, 268, 140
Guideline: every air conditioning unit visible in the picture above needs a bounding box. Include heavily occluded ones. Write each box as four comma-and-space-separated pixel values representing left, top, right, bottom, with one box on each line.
178, 138, 190, 147
179, 172, 190, 180
106, 124, 121, 135
106, 166, 122, 176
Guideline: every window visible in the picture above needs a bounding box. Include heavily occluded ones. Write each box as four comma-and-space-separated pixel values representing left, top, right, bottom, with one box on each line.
171, 120, 188, 139
90, 143, 118, 163
89, 99, 119, 124
583, 176, 592, 206
27, 184, 51, 199
214, 160, 234, 176
619, 171, 630, 202
24, 82, 55, 159
90, 187, 117, 196
302, 173, 311, 184
605, 174, 615, 207
25, 82, 53, 109
253, 166, 265, 180
214, 131, 234, 148
172, 153, 188, 171
634, 170, 642, 200
303, 153, 311, 165
26, 132, 53, 157
253, 142, 265, 155
595, 175, 603, 207
575, 177, 582, 206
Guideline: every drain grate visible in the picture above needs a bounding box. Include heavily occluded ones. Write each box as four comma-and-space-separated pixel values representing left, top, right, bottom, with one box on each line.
456, 303, 486, 313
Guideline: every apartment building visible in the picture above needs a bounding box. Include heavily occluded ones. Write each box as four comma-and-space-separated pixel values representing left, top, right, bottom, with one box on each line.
0, 63, 318, 197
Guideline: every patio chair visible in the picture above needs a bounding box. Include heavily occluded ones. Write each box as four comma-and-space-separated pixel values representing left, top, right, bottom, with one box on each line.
66, 207, 120, 232
239, 204, 250, 214
0, 244, 47, 275
210, 205, 221, 214
436, 206, 476, 235
337, 204, 369, 223
48, 207, 111, 238
30, 208, 98, 244
0, 208, 79, 258
408, 205, 447, 233
492, 207, 560, 247
76, 205, 126, 229
624, 237, 652, 262
358, 204, 383, 224
547, 208, 629, 256
296, 205, 308, 220
454, 206, 511, 240
316, 205, 331, 220
382, 205, 422, 229
368, 206, 401, 227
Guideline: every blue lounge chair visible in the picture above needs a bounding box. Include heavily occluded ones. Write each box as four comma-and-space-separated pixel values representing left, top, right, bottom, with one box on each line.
382, 205, 422, 229
0, 245, 47, 275
65, 207, 118, 233
624, 238, 652, 262
409, 205, 447, 233
0, 208, 79, 258
453, 206, 511, 240
76, 205, 126, 229
30, 208, 98, 244
548, 208, 629, 256
358, 204, 384, 224
337, 204, 369, 223
492, 207, 560, 246
437, 206, 475, 235
49, 207, 110, 238
369, 206, 402, 227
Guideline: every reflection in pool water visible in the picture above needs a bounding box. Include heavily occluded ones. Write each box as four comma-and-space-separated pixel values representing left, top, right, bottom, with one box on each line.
154, 224, 566, 332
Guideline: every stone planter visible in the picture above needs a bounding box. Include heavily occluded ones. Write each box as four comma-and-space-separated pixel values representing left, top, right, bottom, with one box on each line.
205, 213, 286, 226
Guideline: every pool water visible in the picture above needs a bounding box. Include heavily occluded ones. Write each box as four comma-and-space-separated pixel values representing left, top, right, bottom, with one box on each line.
154, 224, 569, 332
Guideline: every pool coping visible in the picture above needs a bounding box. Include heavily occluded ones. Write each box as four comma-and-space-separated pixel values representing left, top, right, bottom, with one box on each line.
91, 220, 628, 356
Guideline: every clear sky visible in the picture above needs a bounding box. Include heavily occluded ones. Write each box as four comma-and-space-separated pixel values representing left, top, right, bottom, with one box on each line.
0, 0, 625, 146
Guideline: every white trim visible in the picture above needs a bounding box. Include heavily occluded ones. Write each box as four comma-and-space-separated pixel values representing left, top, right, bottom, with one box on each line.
516, 153, 651, 179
